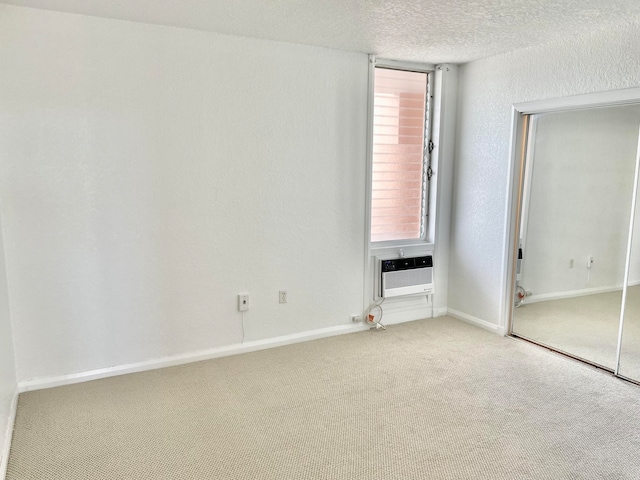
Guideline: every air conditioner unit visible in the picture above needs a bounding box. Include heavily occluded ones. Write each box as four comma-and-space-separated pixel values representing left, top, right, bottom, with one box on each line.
380, 255, 434, 299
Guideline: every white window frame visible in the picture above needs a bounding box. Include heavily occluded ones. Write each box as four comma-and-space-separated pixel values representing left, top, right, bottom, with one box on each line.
366, 57, 436, 249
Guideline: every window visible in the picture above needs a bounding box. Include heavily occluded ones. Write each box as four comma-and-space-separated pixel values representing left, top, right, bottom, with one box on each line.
370, 66, 432, 243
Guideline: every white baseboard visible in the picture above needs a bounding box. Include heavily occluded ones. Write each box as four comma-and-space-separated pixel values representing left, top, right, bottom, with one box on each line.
526, 285, 622, 304
1, 390, 18, 480
432, 307, 448, 317
447, 308, 501, 334
17, 304, 448, 394
18, 323, 371, 393
525, 280, 640, 305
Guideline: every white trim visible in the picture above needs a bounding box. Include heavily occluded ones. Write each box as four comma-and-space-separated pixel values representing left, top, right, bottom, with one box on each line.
447, 308, 502, 335
18, 323, 370, 393
615, 125, 640, 375
500, 108, 528, 334
367, 60, 436, 249
363, 54, 376, 315
432, 307, 448, 317
374, 57, 436, 73
1, 390, 18, 480
525, 285, 624, 304
380, 295, 433, 326
524, 279, 640, 305
376, 289, 432, 316
431, 65, 457, 314
517, 116, 538, 256
514, 87, 640, 114
371, 238, 434, 250
382, 308, 433, 327
382, 296, 432, 312
371, 241, 435, 252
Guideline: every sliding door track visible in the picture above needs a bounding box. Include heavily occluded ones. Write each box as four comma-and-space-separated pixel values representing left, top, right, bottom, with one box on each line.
509, 333, 640, 387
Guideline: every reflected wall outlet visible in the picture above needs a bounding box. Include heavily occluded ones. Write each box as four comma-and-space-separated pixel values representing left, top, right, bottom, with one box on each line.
279, 290, 287, 304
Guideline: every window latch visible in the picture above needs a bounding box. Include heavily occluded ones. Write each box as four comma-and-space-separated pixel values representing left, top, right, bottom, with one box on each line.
428, 140, 435, 154
427, 165, 434, 181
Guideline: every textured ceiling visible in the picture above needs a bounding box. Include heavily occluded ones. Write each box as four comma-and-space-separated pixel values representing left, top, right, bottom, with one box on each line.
2, 0, 640, 63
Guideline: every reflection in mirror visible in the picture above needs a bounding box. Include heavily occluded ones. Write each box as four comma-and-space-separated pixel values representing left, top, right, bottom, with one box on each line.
512, 105, 640, 371
619, 152, 640, 383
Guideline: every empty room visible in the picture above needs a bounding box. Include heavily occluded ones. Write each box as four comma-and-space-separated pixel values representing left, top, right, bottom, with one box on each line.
1, 1, 640, 479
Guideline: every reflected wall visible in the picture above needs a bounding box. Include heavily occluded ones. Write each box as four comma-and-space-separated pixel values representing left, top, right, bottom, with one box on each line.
512, 105, 640, 373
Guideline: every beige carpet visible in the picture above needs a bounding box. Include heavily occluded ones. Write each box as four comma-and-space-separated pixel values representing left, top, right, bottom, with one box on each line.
7, 317, 640, 479
513, 286, 640, 380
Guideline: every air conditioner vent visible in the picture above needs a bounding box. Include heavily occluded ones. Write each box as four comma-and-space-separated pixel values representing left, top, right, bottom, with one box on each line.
380, 255, 434, 298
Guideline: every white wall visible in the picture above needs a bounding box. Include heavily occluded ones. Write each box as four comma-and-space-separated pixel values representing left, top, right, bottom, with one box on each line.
0, 5, 368, 382
521, 106, 640, 299
451, 18, 640, 326
0, 213, 16, 472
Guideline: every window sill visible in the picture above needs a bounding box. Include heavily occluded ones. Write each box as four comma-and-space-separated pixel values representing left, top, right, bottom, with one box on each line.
370, 241, 434, 256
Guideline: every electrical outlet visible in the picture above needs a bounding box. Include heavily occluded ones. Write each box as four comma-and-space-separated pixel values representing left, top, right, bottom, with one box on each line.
587, 256, 594, 269
350, 315, 363, 323
279, 290, 287, 304
238, 293, 249, 312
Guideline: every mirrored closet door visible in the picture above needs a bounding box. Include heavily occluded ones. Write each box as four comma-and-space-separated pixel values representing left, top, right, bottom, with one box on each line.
618, 150, 640, 382
511, 104, 640, 382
